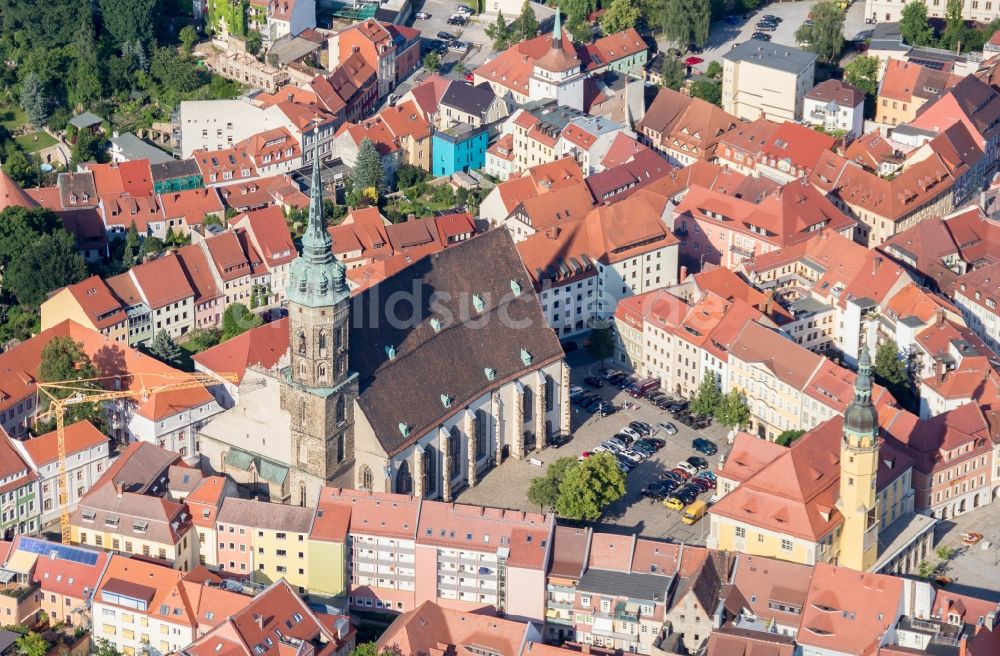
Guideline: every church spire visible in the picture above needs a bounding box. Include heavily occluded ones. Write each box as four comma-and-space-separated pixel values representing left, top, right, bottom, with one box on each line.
286, 130, 348, 307
844, 342, 878, 439
552, 3, 563, 49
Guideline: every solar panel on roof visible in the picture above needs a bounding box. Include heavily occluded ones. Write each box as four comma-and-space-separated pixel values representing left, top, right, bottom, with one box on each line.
18, 537, 99, 566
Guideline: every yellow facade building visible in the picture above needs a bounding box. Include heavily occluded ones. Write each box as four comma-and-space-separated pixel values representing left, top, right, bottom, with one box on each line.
709, 346, 935, 573
41, 276, 128, 344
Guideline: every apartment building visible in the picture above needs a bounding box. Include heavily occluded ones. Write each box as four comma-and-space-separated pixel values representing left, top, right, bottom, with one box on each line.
327, 20, 420, 99
866, 0, 1000, 24
215, 497, 315, 593
876, 59, 962, 127
10, 420, 110, 525
951, 260, 1000, 353
0, 432, 40, 537
637, 88, 739, 167
803, 79, 865, 141
40, 275, 129, 343
722, 42, 817, 122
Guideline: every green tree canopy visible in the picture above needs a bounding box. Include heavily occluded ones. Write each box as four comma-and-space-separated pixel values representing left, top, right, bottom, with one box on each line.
844, 55, 880, 96
0, 305, 40, 345
2, 151, 37, 189
689, 79, 722, 106
246, 31, 263, 56
93, 639, 124, 656
775, 429, 806, 446
515, 0, 540, 42
97, 0, 157, 50
0, 206, 62, 273
422, 51, 440, 72
139, 236, 165, 260
941, 0, 967, 49
586, 326, 615, 365
180, 25, 199, 54
19, 72, 48, 127
36, 336, 109, 434
601, 0, 642, 35
661, 0, 711, 48
899, 1, 935, 45
716, 389, 750, 428
221, 302, 263, 341
795, 1, 845, 63
148, 330, 182, 366
351, 137, 385, 198
527, 457, 578, 510
555, 451, 626, 520
15, 632, 49, 656
873, 340, 912, 404
5, 230, 87, 307
660, 56, 686, 91
72, 128, 106, 166
485, 12, 515, 50
691, 372, 722, 416
705, 60, 722, 79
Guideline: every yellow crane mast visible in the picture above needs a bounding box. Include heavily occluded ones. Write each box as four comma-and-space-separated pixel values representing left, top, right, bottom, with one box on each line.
35, 371, 238, 545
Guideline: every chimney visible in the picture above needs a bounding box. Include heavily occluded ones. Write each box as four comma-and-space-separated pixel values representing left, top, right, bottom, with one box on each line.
113, 480, 124, 497
254, 613, 264, 630
938, 361, 947, 382
679, 265, 688, 282
937, 308, 946, 326
287, 93, 293, 102
987, 610, 998, 631
873, 255, 882, 273
546, 226, 561, 239
960, 635, 968, 656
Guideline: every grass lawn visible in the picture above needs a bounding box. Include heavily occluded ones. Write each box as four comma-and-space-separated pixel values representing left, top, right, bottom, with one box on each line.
0, 105, 26, 131
15, 130, 57, 153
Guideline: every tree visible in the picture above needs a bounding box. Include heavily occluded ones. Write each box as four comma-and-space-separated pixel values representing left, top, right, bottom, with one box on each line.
2, 151, 37, 189
691, 372, 722, 416
873, 341, 909, 400
601, 0, 641, 35
586, 326, 615, 366
422, 51, 439, 72
72, 128, 105, 166
93, 639, 124, 656
36, 336, 109, 434
97, 0, 156, 50
775, 429, 806, 446
705, 60, 722, 79
19, 72, 48, 127
5, 230, 87, 307
395, 163, 425, 190
689, 79, 722, 106
899, 1, 935, 46
661, 0, 711, 49
139, 236, 165, 260
555, 451, 626, 520
148, 330, 182, 365
844, 55, 880, 97
941, 0, 967, 50
515, 0, 540, 42
716, 389, 750, 428
935, 545, 955, 561
246, 31, 263, 56
180, 25, 199, 54
795, 1, 845, 63
659, 55, 686, 91
917, 560, 934, 579
221, 302, 263, 341
15, 632, 49, 656
351, 138, 385, 199
70, 14, 103, 109
0, 305, 40, 345
122, 222, 140, 269
350, 644, 402, 656
527, 457, 577, 510
0, 206, 61, 272
485, 12, 514, 50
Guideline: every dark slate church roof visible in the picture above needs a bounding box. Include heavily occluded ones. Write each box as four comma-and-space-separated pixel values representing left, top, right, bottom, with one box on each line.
349, 228, 563, 455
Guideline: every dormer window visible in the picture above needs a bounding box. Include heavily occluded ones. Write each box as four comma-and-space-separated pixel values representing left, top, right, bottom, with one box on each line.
441, 394, 453, 408
385, 345, 396, 360
398, 423, 411, 437
520, 349, 532, 366
484, 367, 496, 381
510, 279, 522, 295
472, 294, 485, 313
430, 317, 442, 332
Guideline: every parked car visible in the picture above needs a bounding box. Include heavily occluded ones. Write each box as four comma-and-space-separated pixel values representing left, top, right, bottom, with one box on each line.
682, 500, 707, 525
644, 437, 666, 449
629, 421, 652, 437
455, 4, 472, 13
578, 450, 593, 461
670, 467, 692, 481
448, 40, 469, 52
546, 433, 571, 448
613, 433, 634, 447
628, 378, 661, 398
688, 479, 711, 493
569, 386, 584, 399
687, 456, 709, 470
751, 32, 772, 41
584, 376, 604, 388
631, 441, 655, 457
582, 397, 603, 412
615, 454, 634, 472
437, 31, 456, 40
692, 438, 718, 455
415, 10, 430, 18
762, 14, 782, 21
693, 475, 716, 490
643, 481, 676, 501
607, 436, 629, 451
598, 403, 617, 417
603, 369, 623, 381
755, 22, 777, 31
664, 496, 686, 511
619, 450, 643, 465
676, 461, 699, 476
656, 421, 678, 435
660, 470, 684, 484
619, 427, 642, 442
447, 16, 467, 26
601, 440, 624, 454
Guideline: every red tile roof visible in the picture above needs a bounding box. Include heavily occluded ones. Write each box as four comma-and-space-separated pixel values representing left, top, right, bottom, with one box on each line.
130, 252, 196, 308
59, 275, 128, 330
18, 420, 107, 467
192, 318, 289, 383
160, 187, 225, 225
0, 169, 39, 210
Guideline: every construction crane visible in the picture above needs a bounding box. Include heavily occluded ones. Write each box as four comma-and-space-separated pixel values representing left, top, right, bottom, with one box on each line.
36, 371, 238, 544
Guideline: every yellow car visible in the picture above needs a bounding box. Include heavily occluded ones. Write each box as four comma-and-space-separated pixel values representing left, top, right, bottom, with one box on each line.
664, 496, 685, 511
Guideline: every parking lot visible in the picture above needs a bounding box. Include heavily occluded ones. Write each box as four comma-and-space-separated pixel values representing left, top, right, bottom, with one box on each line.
457, 353, 730, 544
929, 504, 1000, 602
689, 0, 868, 75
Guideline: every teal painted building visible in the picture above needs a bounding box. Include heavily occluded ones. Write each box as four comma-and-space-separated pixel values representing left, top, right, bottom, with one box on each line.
432, 124, 487, 177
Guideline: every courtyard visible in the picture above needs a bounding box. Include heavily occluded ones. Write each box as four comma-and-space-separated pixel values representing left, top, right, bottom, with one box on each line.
456, 351, 731, 544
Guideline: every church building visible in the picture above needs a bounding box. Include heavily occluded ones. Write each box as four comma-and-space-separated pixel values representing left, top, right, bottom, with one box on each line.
197, 139, 569, 505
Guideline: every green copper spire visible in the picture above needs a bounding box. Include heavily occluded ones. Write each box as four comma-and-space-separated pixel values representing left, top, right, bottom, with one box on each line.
844, 343, 877, 437
553, 3, 562, 48
286, 133, 348, 307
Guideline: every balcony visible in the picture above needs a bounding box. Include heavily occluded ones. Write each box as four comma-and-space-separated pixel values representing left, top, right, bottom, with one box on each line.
729, 245, 755, 259
614, 601, 639, 623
